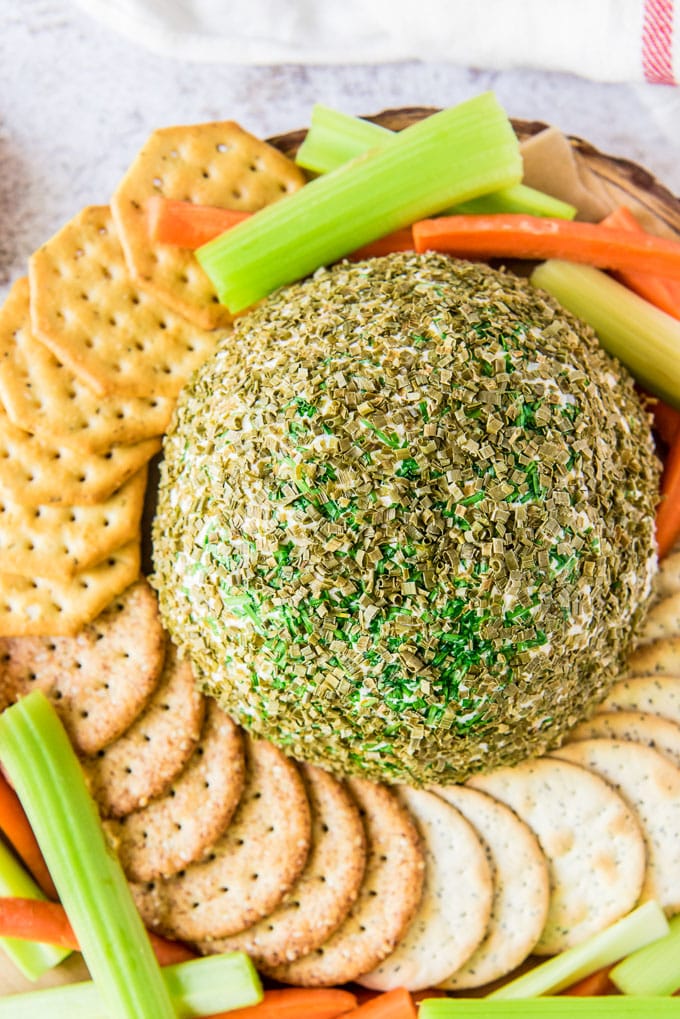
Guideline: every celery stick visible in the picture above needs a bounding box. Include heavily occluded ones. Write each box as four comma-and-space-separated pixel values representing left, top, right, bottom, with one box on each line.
197, 91, 522, 312
0, 839, 70, 980
610, 913, 680, 996
296, 102, 576, 219
0, 952, 262, 1018
531, 259, 680, 410
488, 901, 668, 999
0, 691, 176, 1019
419, 999, 680, 1018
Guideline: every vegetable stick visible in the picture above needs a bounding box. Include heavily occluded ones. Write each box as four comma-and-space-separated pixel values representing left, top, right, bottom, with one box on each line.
0, 691, 176, 1019
217, 987, 358, 1018
413, 213, 680, 280
561, 966, 616, 996
656, 431, 680, 558
147, 196, 250, 248
0, 772, 57, 899
600, 206, 680, 319
349, 227, 415, 259
652, 399, 680, 447
610, 913, 680, 996
341, 987, 417, 1018
419, 999, 680, 1017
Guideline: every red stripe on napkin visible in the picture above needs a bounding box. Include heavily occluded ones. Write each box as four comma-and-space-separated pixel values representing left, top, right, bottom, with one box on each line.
642, 0, 676, 83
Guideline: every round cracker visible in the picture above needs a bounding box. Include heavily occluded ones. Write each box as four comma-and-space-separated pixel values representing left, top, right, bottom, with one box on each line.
628, 637, 680, 677
0, 577, 164, 753
637, 592, 680, 646
553, 738, 680, 915
601, 674, 680, 725
468, 757, 646, 955
568, 710, 680, 767
268, 778, 425, 988
432, 784, 550, 989
84, 640, 205, 817
131, 735, 311, 941
654, 551, 680, 600
109, 703, 246, 881
358, 787, 493, 992
199, 763, 366, 968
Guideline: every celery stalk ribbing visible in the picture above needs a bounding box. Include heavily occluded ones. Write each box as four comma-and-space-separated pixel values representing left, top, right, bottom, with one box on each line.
197, 92, 522, 312
419, 999, 680, 1018
610, 913, 680, 996
0, 691, 176, 1019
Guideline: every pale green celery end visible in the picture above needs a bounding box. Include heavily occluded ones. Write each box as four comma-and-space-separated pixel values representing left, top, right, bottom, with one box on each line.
488, 901, 668, 1000
296, 103, 392, 173
610, 913, 680, 996
0, 839, 70, 980
419, 1000, 680, 1018
531, 259, 680, 410
197, 92, 522, 311
452, 184, 577, 219
0, 952, 263, 1019
0, 691, 176, 1019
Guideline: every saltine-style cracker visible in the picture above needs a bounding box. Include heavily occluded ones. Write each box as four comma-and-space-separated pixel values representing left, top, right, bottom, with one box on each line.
0, 278, 175, 452
200, 763, 367, 969
554, 738, 680, 916
568, 710, 680, 767
636, 592, 680, 646
111, 120, 306, 329
0, 577, 164, 744
468, 757, 646, 955
601, 674, 680, 724
84, 639, 205, 817
654, 551, 680, 600
131, 736, 311, 942
433, 784, 550, 990
358, 788, 493, 992
29, 206, 226, 399
0, 542, 142, 639
107, 702, 245, 881
0, 467, 147, 580
628, 637, 680, 677
268, 778, 425, 988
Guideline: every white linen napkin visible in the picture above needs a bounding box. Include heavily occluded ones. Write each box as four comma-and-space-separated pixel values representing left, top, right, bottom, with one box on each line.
74, 0, 678, 83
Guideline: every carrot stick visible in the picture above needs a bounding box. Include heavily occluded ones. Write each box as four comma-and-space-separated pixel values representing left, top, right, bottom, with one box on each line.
600, 207, 680, 319
342, 987, 417, 1018
147, 196, 251, 249
213, 987, 358, 1018
0, 896, 196, 965
350, 227, 415, 260
656, 431, 680, 558
412, 213, 680, 281
561, 965, 617, 996
652, 399, 680, 447
0, 773, 57, 899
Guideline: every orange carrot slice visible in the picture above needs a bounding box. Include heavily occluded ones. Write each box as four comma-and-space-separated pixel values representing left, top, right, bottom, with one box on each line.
657, 432, 680, 558
213, 987, 358, 1019
342, 987, 417, 1018
148, 196, 250, 249
0, 773, 57, 899
601, 207, 680, 319
562, 965, 617, 996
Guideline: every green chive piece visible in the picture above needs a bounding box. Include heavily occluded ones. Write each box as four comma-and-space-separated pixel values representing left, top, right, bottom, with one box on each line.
0, 839, 70, 980
0, 952, 262, 1018
419, 999, 680, 1017
610, 913, 680, 996
196, 92, 522, 312
531, 259, 680, 410
0, 691, 176, 1019
295, 102, 576, 218
488, 901, 668, 1000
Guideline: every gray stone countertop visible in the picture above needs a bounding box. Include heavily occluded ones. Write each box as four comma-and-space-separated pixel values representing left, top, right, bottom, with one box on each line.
1, 1, 679, 303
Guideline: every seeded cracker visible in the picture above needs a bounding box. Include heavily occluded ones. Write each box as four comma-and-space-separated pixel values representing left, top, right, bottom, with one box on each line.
358, 787, 493, 992
653, 551, 680, 599
199, 764, 367, 969
83, 640, 205, 818
0, 465, 147, 580
107, 702, 245, 881
0, 278, 175, 452
111, 120, 306, 329
0, 577, 164, 744
131, 736, 311, 941
636, 592, 680, 645
601, 674, 680, 724
468, 756, 646, 955
553, 739, 680, 915
628, 637, 680, 676
28, 206, 226, 398
268, 779, 425, 988
568, 710, 680, 767
432, 784, 550, 990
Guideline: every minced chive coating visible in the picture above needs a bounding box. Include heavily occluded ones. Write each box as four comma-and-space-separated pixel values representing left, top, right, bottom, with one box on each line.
152, 253, 659, 785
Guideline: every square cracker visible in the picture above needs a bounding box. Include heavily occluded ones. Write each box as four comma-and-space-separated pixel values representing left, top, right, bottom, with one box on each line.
0, 396, 159, 507
28, 206, 227, 399
0, 278, 175, 452
0, 540, 140, 637
0, 466, 147, 580
111, 120, 306, 329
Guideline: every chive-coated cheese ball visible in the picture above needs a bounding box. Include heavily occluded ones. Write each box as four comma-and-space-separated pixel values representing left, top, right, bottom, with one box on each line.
152, 253, 659, 785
